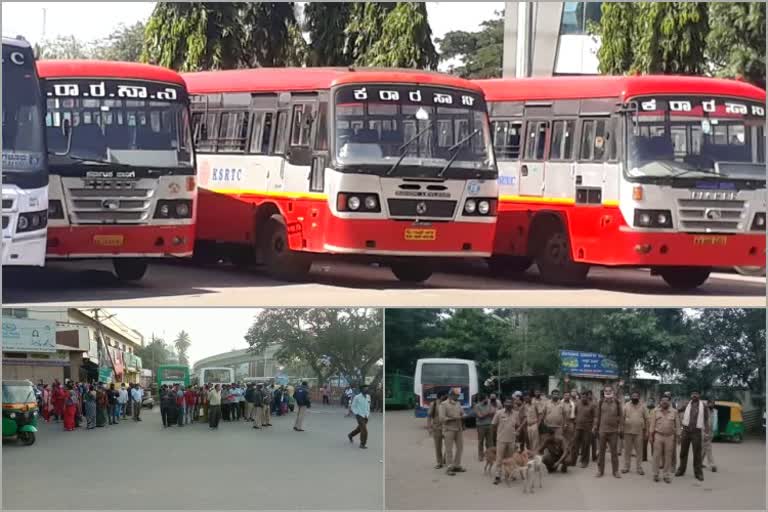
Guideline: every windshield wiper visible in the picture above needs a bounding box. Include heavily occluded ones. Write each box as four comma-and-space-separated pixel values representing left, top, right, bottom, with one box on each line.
437, 129, 481, 178
670, 167, 725, 179
385, 122, 433, 177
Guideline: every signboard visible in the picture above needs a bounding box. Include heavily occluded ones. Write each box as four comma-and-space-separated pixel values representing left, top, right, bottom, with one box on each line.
98, 367, 114, 384
559, 350, 619, 378
2, 318, 56, 353
275, 372, 289, 385
111, 348, 125, 377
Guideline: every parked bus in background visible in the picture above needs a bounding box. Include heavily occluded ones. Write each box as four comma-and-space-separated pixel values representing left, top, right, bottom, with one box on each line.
37, 60, 197, 281
2, 37, 49, 267
198, 367, 234, 386
413, 358, 478, 418
156, 365, 190, 388
182, 68, 497, 283
477, 76, 766, 289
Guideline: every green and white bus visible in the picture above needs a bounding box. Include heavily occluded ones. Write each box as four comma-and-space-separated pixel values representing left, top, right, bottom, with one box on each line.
156, 365, 190, 388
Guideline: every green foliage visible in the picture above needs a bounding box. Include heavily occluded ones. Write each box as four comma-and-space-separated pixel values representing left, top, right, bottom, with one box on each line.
240, 2, 302, 67
135, 335, 178, 377
244, 308, 382, 386
707, 2, 766, 88
591, 2, 639, 75
173, 330, 192, 367
35, 35, 93, 60
304, 3, 354, 66
92, 22, 146, 62
437, 10, 504, 78
384, 309, 443, 378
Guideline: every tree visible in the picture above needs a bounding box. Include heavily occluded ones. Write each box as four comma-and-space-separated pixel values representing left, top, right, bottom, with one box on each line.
93, 22, 146, 62
303, 3, 354, 66
593, 2, 709, 76
135, 335, 177, 377
240, 2, 305, 67
35, 35, 93, 60
384, 309, 443, 377
174, 330, 192, 367
706, 2, 766, 88
244, 308, 383, 387
437, 10, 504, 78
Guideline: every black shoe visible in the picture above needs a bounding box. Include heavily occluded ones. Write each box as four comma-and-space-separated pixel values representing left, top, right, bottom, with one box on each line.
454, 467, 466, 473
493, 476, 500, 485
675, 471, 684, 477
253, 426, 261, 429
695, 474, 703, 481
359, 445, 367, 449
434, 464, 444, 469
348, 434, 354, 443
654, 475, 660, 482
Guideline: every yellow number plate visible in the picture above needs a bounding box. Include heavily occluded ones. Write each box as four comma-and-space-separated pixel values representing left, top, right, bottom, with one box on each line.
93, 235, 125, 247
693, 235, 727, 247
404, 228, 437, 241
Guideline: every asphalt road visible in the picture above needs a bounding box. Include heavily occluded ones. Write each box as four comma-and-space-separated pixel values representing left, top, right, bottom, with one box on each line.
2, 259, 765, 307
384, 410, 766, 511
2, 406, 382, 511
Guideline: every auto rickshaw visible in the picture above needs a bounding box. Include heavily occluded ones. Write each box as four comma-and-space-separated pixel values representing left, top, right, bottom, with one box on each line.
713, 401, 744, 443
2, 380, 39, 446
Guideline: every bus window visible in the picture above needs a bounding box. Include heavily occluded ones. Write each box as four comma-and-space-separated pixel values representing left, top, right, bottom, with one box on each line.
493, 121, 522, 160
579, 119, 610, 161
261, 112, 274, 154
193, 112, 218, 152
549, 119, 576, 160
758, 125, 765, 163
290, 104, 314, 148
314, 102, 328, 151
274, 111, 288, 155
525, 121, 549, 161
217, 111, 250, 153
248, 111, 264, 154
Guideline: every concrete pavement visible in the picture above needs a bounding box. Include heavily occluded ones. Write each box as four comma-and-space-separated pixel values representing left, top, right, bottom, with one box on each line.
384, 410, 766, 510
3, 259, 764, 307
2, 406, 382, 510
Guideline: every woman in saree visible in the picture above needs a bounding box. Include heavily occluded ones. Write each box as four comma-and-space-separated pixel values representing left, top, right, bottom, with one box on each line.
95, 385, 108, 427
52, 383, 66, 422
84, 386, 97, 429
63, 384, 78, 431
41, 385, 52, 422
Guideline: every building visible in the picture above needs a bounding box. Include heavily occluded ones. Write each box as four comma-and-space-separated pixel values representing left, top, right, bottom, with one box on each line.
503, 1, 603, 77
2, 308, 143, 385
192, 345, 315, 384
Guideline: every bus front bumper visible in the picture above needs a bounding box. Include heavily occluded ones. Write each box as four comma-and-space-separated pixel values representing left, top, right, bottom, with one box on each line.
46, 224, 194, 258
2, 231, 47, 267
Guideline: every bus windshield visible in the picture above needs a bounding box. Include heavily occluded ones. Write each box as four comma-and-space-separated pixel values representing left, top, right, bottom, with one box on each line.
626, 96, 766, 181
43, 78, 194, 170
2, 45, 45, 172
202, 369, 232, 384
420, 363, 469, 386
160, 368, 187, 381
334, 84, 494, 176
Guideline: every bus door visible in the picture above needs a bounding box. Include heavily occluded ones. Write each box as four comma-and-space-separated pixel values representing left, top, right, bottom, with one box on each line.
267, 93, 291, 195
519, 114, 550, 197
308, 93, 330, 195
573, 100, 619, 206
282, 94, 318, 194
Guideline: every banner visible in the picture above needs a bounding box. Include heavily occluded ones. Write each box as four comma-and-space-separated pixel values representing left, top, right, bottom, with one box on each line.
111, 348, 125, 377
2, 318, 56, 353
559, 350, 619, 378
98, 367, 114, 384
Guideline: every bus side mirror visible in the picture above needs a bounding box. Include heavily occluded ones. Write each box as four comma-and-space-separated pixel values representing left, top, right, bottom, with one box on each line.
52, 118, 73, 157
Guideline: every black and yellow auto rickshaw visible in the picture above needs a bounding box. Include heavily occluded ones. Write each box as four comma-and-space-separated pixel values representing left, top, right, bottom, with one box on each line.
2, 380, 39, 446
713, 401, 744, 443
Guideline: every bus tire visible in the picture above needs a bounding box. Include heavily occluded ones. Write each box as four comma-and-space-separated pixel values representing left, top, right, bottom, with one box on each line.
112, 258, 148, 281
658, 267, 711, 290
390, 263, 433, 283
487, 255, 533, 277
260, 215, 311, 281
533, 223, 588, 285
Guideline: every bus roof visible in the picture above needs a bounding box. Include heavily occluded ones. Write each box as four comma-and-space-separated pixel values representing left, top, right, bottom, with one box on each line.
2, 36, 32, 49
36, 60, 186, 86
416, 358, 476, 365
476, 75, 765, 103
182, 67, 484, 95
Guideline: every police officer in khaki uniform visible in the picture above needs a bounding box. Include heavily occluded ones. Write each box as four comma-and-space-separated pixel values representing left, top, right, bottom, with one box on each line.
441, 389, 465, 475
622, 390, 649, 475
427, 392, 447, 468
524, 393, 540, 452
540, 389, 566, 450
594, 385, 624, 478
491, 398, 523, 484
651, 395, 678, 483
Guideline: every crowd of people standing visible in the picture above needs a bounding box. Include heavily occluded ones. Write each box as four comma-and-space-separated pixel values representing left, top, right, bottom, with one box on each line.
429, 384, 718, 485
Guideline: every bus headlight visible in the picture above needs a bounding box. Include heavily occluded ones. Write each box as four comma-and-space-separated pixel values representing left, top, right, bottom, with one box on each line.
364, 196, 378, 211
336, 193, 381, 213
464, 199, 477, 214
348, 196, 361, 211
16, 210, 48, 233
154, 200, 193, 219
463, 198, 496, 216
634, 209, 673, 228
175, 202, 190, 218
478, 200, 491, 215
9, 413, 15, 419
751, 212, 766, 231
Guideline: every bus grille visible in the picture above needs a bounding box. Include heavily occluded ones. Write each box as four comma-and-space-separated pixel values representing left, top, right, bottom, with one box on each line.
387, 199, 457, 219
677, 198, 746, 233
66, 187, 155, 224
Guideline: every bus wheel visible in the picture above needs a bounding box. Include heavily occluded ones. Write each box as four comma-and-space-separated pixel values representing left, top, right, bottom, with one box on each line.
390, 263, 433, 283
534, 228, 588, 285
260, 215, 311, 281
112, 259, 148, 281
658, 267, 711, 290
487, 255, 533, 277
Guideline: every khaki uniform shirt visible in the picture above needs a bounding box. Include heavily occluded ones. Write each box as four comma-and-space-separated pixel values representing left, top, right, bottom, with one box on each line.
524, 403, 539, 426
623, 402, 649, 435
427, 400, 444, 430
594, 398, 624, 433
532, 397, 547, 420
562, 400, 576, 425
652, 407, 679, 436
492, 408, 521, 443
574, 401, 596, 430
441, 399, 464, 432
543, 401, 566, 428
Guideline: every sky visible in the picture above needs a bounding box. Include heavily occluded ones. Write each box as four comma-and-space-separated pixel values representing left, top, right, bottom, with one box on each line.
1, 2, 505, 49
108, 308, 262, 366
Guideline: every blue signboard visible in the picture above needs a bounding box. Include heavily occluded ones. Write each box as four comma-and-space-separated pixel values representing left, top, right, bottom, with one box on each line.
559, 350, 619, 378
2, 317, 56, 353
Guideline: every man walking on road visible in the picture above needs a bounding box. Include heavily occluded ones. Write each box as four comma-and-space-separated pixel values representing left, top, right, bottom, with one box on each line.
427, 392, 447, 469
573, 393, 596, 467
348, 384, 371, 449
676, 390, 709, 481
702, 398, 718, 472
208, 384, 222, 429
623, 391, 649, 475
131, 384, 143, 421
473, 394, 495, 461
492, 398, 522, 485
294, 381, 311, 432
442, 389, 465, 476
594, 385, 623, 478
651, 396, 678, 483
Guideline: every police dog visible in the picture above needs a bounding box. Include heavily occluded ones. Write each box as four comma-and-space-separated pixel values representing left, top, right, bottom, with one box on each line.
524, 451, 545, 494
501, 450, 529, 486
483, 446, 497, 474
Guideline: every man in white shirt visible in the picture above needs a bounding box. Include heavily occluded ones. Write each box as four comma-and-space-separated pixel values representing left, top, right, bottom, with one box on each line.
347, 385, 371, 449
118, 384, 129, 419
131, 384, 144, 421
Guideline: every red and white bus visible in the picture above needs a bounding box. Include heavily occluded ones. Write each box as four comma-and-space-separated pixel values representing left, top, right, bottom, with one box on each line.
183, 68, 497, 283
477, 76, 766, 289
38, 60, 196, 281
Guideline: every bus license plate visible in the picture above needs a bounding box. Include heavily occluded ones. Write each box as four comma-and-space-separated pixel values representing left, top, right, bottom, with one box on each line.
693, 235, 727, 247
93, 235, 125, 247
404, 228, 436, 241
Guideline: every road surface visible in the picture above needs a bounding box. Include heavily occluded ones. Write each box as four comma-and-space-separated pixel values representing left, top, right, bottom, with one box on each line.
2, 406, 382, 511
384, 410, 766, 511
3, 259, 764, 307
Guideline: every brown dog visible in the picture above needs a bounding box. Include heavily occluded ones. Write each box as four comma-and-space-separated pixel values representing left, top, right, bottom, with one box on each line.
483, 446, 497, 474
501, 450, 529, 486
